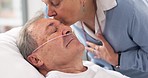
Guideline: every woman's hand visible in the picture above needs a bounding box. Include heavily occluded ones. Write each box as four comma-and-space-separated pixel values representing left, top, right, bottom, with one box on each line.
85, 34, 119, 66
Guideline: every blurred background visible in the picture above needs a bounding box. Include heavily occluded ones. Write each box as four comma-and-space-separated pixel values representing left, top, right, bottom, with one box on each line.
0, 0, 44, 33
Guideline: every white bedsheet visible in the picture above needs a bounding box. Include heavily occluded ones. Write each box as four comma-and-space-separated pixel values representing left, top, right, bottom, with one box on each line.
0, 27, 44, 78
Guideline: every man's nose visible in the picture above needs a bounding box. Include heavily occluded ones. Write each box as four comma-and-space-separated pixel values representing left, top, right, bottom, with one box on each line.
61, 26, 72, 35
50, 20, 72, 35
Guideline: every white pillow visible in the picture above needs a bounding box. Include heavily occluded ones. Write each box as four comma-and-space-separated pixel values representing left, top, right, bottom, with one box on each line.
0, 27, 45, 78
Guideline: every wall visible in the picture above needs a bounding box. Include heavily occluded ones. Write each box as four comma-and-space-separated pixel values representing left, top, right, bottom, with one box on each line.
27, 0, 45, 19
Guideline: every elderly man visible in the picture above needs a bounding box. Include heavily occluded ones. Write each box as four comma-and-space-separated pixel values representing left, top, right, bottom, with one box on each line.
17, 12, 128, 78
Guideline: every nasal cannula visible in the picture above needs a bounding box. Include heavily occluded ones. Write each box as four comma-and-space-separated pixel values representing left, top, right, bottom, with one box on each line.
32, 33, 72, 53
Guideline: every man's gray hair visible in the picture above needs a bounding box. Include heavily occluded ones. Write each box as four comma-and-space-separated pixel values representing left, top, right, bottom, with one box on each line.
17, 11, 44, 60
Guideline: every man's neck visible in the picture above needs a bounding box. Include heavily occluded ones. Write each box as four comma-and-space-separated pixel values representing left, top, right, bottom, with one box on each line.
40, 60, 87, 76
55, 60, 87, 73
58, 66, 87, 73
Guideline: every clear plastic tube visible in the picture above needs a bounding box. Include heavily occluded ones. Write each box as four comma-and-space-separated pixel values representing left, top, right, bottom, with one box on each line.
32, 33, 72, 53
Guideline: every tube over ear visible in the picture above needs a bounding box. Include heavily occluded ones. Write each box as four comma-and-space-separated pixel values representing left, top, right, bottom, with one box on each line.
27, 54, 44, 68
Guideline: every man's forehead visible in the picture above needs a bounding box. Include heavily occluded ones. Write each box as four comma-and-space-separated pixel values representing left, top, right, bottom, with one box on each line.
29, 18, 53, 32
34, 18, 49, 26
28, 21, 45, 41
28, 19, 43, 32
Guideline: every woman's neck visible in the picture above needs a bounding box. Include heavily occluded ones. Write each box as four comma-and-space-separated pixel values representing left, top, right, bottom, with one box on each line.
82, 0, 97, 33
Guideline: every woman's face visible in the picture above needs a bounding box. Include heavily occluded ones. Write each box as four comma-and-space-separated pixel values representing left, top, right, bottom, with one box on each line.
42, 0, 84, 25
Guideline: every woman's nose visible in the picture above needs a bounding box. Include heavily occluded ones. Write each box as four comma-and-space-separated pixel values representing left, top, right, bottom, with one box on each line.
47, 6, 57, 17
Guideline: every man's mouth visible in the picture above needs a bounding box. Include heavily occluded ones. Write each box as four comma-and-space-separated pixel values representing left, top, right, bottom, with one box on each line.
65, 35, 76, 47
66, 38, 74, 47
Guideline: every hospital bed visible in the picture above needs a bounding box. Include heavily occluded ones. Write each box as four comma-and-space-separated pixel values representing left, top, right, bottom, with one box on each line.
0, 27, 44, 78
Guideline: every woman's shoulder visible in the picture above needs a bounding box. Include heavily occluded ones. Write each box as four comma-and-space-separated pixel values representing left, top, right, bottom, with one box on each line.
105, 0, 135, 18
116, 0, 147, 10
115, 0, 135, 11
116, 0, 148, 18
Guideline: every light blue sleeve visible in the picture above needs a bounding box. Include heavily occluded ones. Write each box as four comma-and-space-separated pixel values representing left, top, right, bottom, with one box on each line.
120, 0, 148, 72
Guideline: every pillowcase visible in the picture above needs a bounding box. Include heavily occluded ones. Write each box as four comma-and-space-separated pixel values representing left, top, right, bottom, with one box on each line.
0, 27, 45, 78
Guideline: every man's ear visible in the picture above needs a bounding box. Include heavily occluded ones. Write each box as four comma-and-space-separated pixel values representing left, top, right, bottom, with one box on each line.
27, 54, 43, 67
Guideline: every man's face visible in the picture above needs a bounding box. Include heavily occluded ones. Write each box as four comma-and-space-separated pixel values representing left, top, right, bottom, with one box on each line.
29, 18, 84, 68
42, 0, 84, 25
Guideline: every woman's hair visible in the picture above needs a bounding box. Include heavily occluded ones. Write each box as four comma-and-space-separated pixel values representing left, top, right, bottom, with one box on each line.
17, 11, 44, 60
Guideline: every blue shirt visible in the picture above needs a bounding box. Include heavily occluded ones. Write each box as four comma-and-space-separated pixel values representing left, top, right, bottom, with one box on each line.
72, 0, 148, 73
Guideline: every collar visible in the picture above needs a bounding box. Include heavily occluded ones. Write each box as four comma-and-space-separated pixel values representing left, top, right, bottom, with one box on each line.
89, 0, 117, 40
96, 0, 117, 33
74, 0, 117, 40
98, 0, 117, 11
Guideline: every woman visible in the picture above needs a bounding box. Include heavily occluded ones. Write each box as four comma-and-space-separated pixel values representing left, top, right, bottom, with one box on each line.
42, 0, 148, 77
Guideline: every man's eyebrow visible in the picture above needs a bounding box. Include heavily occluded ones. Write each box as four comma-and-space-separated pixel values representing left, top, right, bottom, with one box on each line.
45, 22, 53, 31
48, 22, 54, 26
38, 22, 47, 27
44, 22, 50, 30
